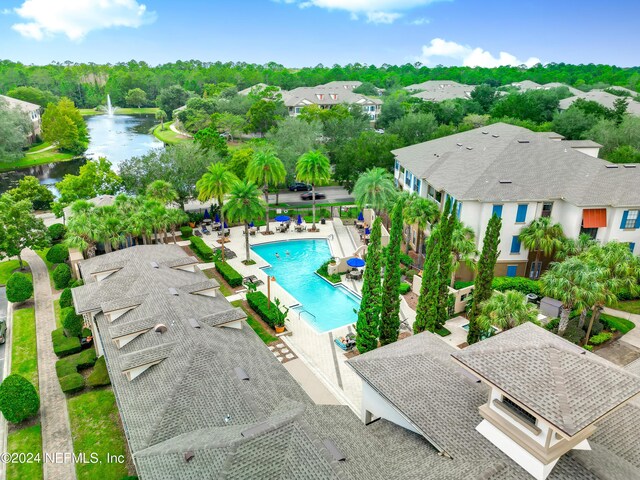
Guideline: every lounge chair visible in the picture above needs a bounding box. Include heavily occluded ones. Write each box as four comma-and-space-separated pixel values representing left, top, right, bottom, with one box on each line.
202, 226, 210, 235
334, 333, 356, 351
218, 228, 230, 237
194, 229, 203, 237
249, 227, 257, 236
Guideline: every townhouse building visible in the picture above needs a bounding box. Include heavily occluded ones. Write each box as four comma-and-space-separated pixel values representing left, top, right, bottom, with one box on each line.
0, 94, 42, 142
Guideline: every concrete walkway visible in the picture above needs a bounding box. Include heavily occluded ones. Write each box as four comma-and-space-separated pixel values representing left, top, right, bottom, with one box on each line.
25, 144, 56, 155
22, 250, 76, 480
603, 306, 640, 349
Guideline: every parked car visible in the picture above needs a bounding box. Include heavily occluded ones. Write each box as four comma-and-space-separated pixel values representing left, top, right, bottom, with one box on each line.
289, 182, 311, 191
300, 191, 326, 200
0, 319, 6, 344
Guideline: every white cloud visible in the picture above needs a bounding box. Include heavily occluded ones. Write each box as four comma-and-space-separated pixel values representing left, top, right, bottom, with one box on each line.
281, 0, 447, 24
11, 0, 156, 41
409, 17, 430, 25
418, 38, 541, 68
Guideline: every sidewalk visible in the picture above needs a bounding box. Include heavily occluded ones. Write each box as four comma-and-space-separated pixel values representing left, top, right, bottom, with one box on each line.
22, 250, 76, 480
603, 306, 640, 349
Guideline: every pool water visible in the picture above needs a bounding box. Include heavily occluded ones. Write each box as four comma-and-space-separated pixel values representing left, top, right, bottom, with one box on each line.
461, 323, 498, 339
251, 239, 360, 333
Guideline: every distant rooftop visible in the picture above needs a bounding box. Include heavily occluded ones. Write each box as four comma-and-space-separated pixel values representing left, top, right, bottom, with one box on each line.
0, 94, 40, 113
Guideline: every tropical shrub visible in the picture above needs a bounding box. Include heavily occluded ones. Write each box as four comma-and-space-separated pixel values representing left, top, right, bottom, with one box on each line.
87, 357, 111, 387
69, 279, 84, 288
59, 373, 85, 394
180, 226, 193, 238
189, 236, 214, 262
544, 318, 559, 331
215, 261, 243, 287
398, 283, 412, 295
48, 223, 67, 243
6, 273, 33, 303
317, 259, 341, 283
46, 244, 69, 264
59, 288, 73, 309
492, 277, 540, 296
0, 374, 40, 423
246, 291, 280, 328
61, 307, 84, 337
589, 332, 613, 346
52, 263, 72, 289
51, 328, 81, 357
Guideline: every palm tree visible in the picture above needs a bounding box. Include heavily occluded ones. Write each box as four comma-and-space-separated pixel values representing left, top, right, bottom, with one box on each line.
296, 150, 331, 231
166, 208, 189, 244
353, 167, 397, 214
131, 210, 153, 245
477, 290, 539, 332
146, 180, 178, 205
518, 217, 564, 279
245, 150, 286, 233
196, 163, 239, 259
403, 194, 440, 262
450, 219, 478, 287
555, 233, 597, 261
540, 257, 601, 336
155, 109, 167, 130
94, 205, 123, 253
224, 181, 266, 262
65, 201, 99, 257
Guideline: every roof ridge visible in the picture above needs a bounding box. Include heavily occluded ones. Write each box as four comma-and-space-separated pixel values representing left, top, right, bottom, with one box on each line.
547, 348, 578, 434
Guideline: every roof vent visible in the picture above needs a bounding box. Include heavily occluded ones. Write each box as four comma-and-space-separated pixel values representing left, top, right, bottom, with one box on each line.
188, 318, 200, 329
499, 180, 512, 184
466, 147, 473, 150
605, 165, 619, 169
154, 324, 168, 334
517, 140, 530, 144
184, 451, 194, 463
168, 287, 179, 296
456, 142, 463, 147
323, 439, 346, 461
624, 164, 637, 168
150, 262, 159, 269
241, 422, 271, 438
234, 367, 249, 380
492, 134, 499, 138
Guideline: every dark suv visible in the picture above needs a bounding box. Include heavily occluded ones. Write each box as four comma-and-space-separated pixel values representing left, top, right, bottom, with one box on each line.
289, 182, 311, 192
0, 319, 6, 344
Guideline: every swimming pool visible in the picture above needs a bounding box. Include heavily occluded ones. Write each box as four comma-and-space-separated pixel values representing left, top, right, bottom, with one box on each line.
251, 239, 360, 333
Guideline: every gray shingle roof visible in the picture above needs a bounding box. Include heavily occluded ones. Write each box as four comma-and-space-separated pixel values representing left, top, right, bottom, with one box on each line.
178, 279, 219, 294
0, 94, 40, 112
281, 87, 381, 108
559, 91, 640, 116
405, 80, 475, 102
392, 123, 640, 207
452, 323, 640, 437
120, 342, 177, 371
161, 256, 199, 268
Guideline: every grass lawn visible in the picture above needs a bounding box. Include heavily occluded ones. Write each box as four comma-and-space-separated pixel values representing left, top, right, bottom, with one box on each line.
67, 389, 129, 480
0, 260, 29, 286
80, 107, 159, 116
6, 425, 43, 480
0, 150, 75, 172
35, 249, 57, 274
11, 307, 39, 391
26, 141, 52, 153
231, 300, 278, 344
54, 299, 62, 329
152, 122, 191, 145
435, 326, 452, 337
615, 300, 640, 316
202, 268, 232, 296
600, 313, 636, 334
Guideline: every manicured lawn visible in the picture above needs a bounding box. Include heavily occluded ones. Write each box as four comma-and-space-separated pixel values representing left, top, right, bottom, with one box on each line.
12, 307, 39, 392
54, 299, 62, 329
80, 107, 159, 116
231, 300, 278, 344
26, 141, 52, 153
615, 300, 640, 316
6, 425, 43, 480
67, 389, 129, 480
0, 150, 75, 172
36, 249, 57, 273
0, 260, 29, 286
152, 122, 191, 145
600, 313, 636, 334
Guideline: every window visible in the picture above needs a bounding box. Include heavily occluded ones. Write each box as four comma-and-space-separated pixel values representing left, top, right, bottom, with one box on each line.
630, 243, 636, 254
542, 202, 553, 217
502, 396, 537, 426
294, 107, 301, 114
405, 171, 413, 188
414, 179, 421, 194
395, 160, 399, 171
428, 185, 436, 198
506, 265, 518, 277
516, 204, 528, 223
621, 210, 640, 229
492, 205, 503, 218
434, 191, 442, 203
510, 236, 521, 254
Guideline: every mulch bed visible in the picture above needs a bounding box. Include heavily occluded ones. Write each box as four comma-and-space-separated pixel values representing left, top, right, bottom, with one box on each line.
403, 291, 418, 311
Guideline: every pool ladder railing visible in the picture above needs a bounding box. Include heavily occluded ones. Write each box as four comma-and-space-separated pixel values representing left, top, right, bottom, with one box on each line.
298, 308, 316, 321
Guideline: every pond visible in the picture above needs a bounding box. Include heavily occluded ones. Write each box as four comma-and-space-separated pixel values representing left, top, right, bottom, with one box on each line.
0, 114, 164, 196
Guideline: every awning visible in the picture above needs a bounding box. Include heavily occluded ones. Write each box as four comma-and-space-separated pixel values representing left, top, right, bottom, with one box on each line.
582, 208, 607, 228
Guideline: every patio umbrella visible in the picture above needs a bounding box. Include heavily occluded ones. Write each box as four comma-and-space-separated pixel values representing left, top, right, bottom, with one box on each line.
214, 212, 220, 223
274, 215, 290, 222
297, 214, 303, 225
357, 211, 364, 221
203, 209, 211, 220
364, 227, 371, 235
224, 221, 228, 228
347, 257, 366, 268
249, 221, 254, 228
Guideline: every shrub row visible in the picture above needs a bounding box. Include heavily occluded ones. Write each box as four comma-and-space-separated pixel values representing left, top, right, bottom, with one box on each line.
87, 356, 111, 387
61, 307, 84, 337
56, 348, 97, 393
589, 332, 613, 346
215, 261, 243, 287
51, 328, 81, 357
180, 226, 193, 238
492, 277, 540, 296
53, 263, 71, 290
246, 291, 279, 328
189, 236, 214, 262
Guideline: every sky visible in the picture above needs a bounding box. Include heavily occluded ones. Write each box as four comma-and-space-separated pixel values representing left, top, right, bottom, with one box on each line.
0, 0, 638, 67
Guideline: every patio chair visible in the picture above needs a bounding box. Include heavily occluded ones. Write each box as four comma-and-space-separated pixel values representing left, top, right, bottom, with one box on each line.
202, 226, 211, 235
194, 229, 203, 237
334, 333, 356, 351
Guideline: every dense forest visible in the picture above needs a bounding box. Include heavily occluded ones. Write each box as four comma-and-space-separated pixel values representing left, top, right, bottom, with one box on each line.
1, 60, 639, 109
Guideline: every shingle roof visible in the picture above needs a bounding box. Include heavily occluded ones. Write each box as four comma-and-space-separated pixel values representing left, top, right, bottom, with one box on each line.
0, 94, 40, 112
160, 256, 199, 268
559, 91, 640, 116
392, 122, 640, 207
405, 80, 475, 101
451, 323, 640, 437
281, 87, 381, 108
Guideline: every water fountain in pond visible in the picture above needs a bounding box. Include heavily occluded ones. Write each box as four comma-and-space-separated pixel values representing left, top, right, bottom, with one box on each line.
101, 94, 117, 115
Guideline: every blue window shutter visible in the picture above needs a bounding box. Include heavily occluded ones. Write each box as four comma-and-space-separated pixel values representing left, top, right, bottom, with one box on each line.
492, 205, 503, 218
510, 236, 521, 254
621, 210, 629, 229
457, 202, 462, 218
516, 204, 528, 223
635, 214, 640, 229
507, 266, 517, 277
630, 243, 636, 254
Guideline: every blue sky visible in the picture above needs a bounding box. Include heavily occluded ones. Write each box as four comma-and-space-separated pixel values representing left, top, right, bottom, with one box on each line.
0, 0, 638, 67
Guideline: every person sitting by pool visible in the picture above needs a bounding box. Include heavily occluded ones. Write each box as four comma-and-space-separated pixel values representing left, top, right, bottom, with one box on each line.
275, 252, 280, 259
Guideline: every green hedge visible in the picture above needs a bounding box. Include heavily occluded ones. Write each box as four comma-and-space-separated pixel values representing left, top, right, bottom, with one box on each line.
6, 272, 33, 303
46, 244, 69, 264
59, 288, 73, 309
189, 236, 214, 262
589, 332, 613, 346
51, 328, 81, 357
398, 283, 412, 295
0, 374, 40, 423
87, 357, 111, 387
246, 291, 279, 328
61, 307, 84, 338
454, 280, 475, 290
215, 261, 242, 287
52, 263, 71, 290
180, 226, 193, 238
492, 277, 540, 296
48, 223, 67, 243
59, 373, 85, 394
56, 349, 97, 379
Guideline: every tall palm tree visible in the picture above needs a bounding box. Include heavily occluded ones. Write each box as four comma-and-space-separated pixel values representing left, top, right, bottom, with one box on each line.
166, 208, 189, 244
353, 167, 397, 214
65, 209, 100, 257
245, 150, 286, 233
224, 181, 266, 262
540, 257, 601, 336
518, 217, 564, 279
450, 219, 478, 287
114, 194, 143, 246
196, 163, 239, 259
155, 109, 167, 130
403, 194, 440, 261
296, 150, 331, 231
146, 180, 178, 205
131, 210, 153, 245
94, 205, 123, 253
555, 233, 597, 261
477, 290, 539, 332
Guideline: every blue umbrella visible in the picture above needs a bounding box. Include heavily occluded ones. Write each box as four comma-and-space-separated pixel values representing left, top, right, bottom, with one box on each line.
297, 214, 302, 225
203, 209, 211, 220
214, 212, 220, 223
249, 221, 254, 228
357, 211, 364, 221
364, 227, 371, 235
224, 221, 228, 228
274, 215, 290, 222
347, 257, 366, 268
